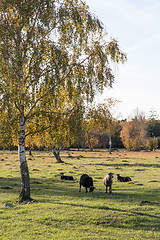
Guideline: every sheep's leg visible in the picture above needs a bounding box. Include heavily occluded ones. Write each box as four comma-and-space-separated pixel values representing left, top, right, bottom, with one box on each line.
79, 183, 81, 192
109, 185, 112, 193
106, 186, 108, 193
85, 187, 88, 193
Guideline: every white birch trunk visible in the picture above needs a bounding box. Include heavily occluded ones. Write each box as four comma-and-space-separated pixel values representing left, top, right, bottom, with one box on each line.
109, 134, 112, 154
18, 109, 30, 200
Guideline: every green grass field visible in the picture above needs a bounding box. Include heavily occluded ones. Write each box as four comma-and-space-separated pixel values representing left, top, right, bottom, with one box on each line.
0, 149, 160, 240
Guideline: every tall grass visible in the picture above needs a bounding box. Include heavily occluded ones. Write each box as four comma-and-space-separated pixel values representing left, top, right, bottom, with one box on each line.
0, 149, 160, 239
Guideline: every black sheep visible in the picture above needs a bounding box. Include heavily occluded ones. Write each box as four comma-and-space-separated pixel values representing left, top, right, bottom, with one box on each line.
79, 174, 95, 193
117, 174, 132, 182
60, 173, 74, 181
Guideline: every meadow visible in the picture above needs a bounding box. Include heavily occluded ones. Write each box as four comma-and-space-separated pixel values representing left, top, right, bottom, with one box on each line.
0, 149, 160, 240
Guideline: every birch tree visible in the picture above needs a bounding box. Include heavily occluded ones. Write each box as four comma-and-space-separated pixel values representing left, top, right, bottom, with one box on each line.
86, 99, 119, 153
0, 0, 126, 201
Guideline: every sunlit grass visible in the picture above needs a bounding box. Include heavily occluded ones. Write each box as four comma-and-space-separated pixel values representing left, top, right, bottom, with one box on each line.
0, 149, 160, 239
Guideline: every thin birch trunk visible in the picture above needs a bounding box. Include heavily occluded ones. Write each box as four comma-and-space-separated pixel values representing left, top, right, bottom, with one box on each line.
18, 110, 31, 200
109, 134, 112, 154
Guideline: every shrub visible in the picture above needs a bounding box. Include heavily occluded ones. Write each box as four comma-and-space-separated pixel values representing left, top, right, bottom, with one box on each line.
146, 137, 158, 151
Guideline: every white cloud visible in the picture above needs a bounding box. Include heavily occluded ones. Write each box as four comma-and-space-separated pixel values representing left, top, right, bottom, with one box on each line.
149, 2, 160, 10
87, 0, 159, 30
94, 0, 155, 27
125, 43, 142, 52
124, 33, 160, 53
147, 33, 160, 44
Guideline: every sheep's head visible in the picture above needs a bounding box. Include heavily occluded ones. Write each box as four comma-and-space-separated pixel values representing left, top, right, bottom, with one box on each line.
108, 172, 114, 179
89, 186, 95, 192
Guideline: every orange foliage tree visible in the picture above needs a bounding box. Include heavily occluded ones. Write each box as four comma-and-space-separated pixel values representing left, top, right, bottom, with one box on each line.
120, 118, 147, 150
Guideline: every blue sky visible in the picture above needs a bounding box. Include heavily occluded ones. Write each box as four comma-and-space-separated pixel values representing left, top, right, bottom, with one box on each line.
85, 0, 160, 119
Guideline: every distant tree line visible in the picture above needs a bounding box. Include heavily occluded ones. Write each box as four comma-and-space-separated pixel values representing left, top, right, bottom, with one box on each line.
1, 99, 159, 153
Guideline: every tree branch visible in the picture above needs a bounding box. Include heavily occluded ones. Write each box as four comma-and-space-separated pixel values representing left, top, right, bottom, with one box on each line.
25, 124, 51, 138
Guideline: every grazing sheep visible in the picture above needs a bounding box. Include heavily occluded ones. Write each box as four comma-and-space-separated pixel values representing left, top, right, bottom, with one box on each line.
117, 174, 132, 182
103, 173, 114, 193
79, 174, 95, 193
60, 173, 74, 181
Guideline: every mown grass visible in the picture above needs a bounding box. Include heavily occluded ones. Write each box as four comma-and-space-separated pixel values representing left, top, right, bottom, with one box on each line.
0, 149, 160, 239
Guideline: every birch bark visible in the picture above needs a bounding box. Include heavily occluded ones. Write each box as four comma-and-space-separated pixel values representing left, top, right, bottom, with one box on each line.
18, 109, 30, 200
109, 134, 112, 154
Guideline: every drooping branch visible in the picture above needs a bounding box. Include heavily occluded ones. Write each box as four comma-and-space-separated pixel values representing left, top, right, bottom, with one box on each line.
25, 91, 49, 120
25, 105, 76, 137
25, 124, 51, 138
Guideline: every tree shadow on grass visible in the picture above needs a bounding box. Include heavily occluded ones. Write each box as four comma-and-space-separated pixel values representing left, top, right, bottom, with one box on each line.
0, 176, 159, 201
95, 162, 160, 168
0, 176, 159, 233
